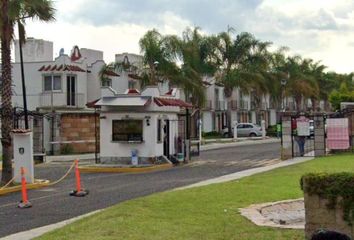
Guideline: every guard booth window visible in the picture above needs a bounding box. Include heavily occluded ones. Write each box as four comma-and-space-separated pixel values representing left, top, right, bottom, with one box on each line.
112, 120, 143, 142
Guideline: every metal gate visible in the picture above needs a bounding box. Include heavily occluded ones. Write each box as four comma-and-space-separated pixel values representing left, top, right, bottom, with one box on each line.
12, 108, 48, 160
281, 113, 326, 159
164, 119, 186, 163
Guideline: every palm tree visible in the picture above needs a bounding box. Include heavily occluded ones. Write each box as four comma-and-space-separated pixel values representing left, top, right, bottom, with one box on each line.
215, 28, 271, 133
0, 0, 55, 183
282, 56, 319, 112
170, 27, 218, 107
139, 29, 178, 86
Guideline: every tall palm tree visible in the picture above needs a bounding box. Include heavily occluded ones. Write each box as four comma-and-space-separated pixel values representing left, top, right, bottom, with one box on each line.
0, 0, 55, 183
215, 28, 271, 133
282, 56, 319, 112
139, 29, 178, 86
170, 27, 218, 107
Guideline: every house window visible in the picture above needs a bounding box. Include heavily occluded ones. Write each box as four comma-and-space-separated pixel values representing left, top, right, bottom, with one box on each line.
44, 75, 61, 91
157, 119, 162, 142
112, 120, 143, 142
101, 78, 112, 87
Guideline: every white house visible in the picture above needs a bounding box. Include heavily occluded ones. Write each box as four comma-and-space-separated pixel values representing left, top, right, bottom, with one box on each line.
97, 86, 192, 164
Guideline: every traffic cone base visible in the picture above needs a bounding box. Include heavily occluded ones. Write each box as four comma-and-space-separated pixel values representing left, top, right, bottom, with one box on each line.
69, 189, 89, 197
18, 200, 32, 209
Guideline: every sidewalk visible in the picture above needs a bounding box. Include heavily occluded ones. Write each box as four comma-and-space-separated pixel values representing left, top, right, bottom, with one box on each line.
1, 155, 313, 240
175, 156, 313, 190
200, 138, 279, 151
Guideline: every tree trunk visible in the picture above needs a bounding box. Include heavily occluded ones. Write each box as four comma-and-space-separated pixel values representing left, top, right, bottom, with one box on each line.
1, 0, 14, 183
295, 95, 302, 113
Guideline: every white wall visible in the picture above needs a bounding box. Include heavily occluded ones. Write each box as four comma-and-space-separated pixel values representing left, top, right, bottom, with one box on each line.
10, 54, 91, 110
14, 38, 53, 63
202, 111, 213, 132
269, 109, 277, 126
80, 48, 103, 66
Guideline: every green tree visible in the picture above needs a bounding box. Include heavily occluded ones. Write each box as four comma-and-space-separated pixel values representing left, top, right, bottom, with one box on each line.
0, 0, 55, 183
170, 27, 218, 106
215, 28, 271, 133
281, 56, 319, 112
329, 82, 354, 110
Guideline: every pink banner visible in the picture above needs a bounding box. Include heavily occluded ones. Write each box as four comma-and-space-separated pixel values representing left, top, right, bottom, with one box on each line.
326, 118, 349, 150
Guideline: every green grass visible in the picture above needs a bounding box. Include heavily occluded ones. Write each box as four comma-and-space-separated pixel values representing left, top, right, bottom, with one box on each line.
36, 154, 354, 240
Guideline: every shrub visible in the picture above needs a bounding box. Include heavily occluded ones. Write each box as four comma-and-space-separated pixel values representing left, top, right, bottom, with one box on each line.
301, 172, 354, 225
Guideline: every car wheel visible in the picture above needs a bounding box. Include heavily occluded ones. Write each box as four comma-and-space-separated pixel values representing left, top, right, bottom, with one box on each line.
249, 133, 257, 137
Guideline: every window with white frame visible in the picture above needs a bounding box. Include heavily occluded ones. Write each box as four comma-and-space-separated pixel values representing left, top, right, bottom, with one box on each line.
43, 75, 61, 92
101, 78, 112, 87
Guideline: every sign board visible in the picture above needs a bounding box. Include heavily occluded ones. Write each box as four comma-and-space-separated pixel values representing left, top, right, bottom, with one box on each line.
297, 116, 310, 136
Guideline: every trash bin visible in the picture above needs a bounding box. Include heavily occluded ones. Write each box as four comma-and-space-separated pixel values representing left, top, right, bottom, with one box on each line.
131, 149, 138, 166
177, 153, 184, 162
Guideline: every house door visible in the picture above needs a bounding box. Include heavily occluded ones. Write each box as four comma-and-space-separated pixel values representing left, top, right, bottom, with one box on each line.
67, 75, 76, 106
163, 119, 170, 158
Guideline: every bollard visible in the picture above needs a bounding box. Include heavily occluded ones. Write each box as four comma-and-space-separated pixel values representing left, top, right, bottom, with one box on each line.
69, 160, 89, 197
18, 167, 32, 208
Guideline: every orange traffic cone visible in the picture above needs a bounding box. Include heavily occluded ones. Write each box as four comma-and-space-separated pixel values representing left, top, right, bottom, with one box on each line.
69, 160, 88, 197
18, 167, 32, 208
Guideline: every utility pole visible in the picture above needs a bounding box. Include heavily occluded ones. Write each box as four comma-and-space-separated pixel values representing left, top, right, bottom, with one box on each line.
18, 20, 29, 129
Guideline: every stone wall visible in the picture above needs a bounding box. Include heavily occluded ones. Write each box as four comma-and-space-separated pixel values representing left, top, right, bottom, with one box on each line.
304, 193, 352, 239
60, 113, 99, 154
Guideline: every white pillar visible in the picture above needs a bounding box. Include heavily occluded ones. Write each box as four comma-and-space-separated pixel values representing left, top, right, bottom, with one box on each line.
13, 130, 34, 184
233, 122, 238, 141
261, 120, 266, 139
199, 119, 202, 143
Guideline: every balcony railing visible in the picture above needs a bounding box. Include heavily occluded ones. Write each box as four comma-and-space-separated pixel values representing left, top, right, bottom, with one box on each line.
203, 100, 213, 110
39, 92, 85, 108
228, 100, 238, 110
261, 102, 268, 110
239, 100, 248, 110
215, 101, 226, 111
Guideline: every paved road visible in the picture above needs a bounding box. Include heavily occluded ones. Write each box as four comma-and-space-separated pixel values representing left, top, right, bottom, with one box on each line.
0, 142, 280, 238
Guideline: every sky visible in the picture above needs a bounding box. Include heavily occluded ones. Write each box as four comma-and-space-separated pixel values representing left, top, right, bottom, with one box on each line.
23, 0, 354, 73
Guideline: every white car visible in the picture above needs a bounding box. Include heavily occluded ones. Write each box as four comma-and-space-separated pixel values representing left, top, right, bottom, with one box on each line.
223, 123, 264, 137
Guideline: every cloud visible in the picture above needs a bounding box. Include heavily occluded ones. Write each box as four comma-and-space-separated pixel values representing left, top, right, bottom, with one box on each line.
300, 9, 338, 30
24, 0, 354, 73
64, 0, 264, 32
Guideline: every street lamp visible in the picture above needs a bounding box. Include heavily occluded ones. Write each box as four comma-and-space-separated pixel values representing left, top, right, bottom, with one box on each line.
17, 20, 29, 129
281, 78, 287, 111
152, 61, 159, 84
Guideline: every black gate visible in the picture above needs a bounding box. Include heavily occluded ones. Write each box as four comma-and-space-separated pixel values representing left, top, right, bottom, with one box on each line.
12, 107, 48, 160
281, 113, 326, 159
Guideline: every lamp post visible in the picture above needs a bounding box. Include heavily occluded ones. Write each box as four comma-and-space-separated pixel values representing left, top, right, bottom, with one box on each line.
17, 20, 29, 129
152, 61, 159, 84
281, 78, 287, 111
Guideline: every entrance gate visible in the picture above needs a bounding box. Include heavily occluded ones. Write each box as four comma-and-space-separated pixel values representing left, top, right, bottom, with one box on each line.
281, 113, 326, 159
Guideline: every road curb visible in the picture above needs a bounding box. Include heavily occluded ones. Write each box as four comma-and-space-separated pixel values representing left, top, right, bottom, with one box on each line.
0, 179, 50, 196
200, 138, 280, 151
78, 163, 173, 174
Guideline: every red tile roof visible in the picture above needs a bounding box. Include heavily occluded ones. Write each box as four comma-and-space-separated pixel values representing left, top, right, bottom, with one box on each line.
12, 129, 31, 133
86, 98, 101, 108
104, 70, 120, 77
165, 89, 173, 95
38, 64, 86, 72
128, 73, 142, 80
154, 97, 193, 108
126, 89, 140, 95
